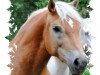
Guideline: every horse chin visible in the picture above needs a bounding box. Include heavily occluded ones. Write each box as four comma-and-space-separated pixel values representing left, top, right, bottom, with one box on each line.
72, 74, 81, 75
68, 66, 85, 75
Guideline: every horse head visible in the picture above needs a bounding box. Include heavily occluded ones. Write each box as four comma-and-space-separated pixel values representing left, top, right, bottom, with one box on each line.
44, 0, 89, 74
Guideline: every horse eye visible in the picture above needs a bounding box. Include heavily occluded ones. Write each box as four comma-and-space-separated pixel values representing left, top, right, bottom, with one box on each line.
53, 26, 62, 33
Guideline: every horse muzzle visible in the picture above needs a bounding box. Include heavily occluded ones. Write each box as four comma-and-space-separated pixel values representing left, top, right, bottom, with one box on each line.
58, 48, 89, 75
67, 52, 89, 75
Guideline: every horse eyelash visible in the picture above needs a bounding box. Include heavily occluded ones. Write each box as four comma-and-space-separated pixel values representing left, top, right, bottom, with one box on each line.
53, 26, 62, 33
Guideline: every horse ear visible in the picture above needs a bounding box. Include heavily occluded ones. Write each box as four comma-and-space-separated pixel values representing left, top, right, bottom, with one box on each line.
48, 0, 56, 13
70, 0, 78, 7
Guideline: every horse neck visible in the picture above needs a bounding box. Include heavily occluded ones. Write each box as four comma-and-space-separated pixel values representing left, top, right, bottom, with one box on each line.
29, 10, 51, 75
33, 41, 51, 75
10, 10, 51, 75
11, 41, 51, 75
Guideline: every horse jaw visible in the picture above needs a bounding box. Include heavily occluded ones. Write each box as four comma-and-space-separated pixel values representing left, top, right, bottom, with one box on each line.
47, 56, 71, 75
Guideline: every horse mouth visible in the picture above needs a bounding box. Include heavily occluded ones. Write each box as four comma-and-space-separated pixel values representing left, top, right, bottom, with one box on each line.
71, 69, 84, 75
70, 67, 84, 75
72, 74, 81, 75
71, 70, 83, 75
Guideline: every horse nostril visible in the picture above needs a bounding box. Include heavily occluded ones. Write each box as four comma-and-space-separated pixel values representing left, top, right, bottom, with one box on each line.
73, 57, 88, 70
74, 58, 79, 66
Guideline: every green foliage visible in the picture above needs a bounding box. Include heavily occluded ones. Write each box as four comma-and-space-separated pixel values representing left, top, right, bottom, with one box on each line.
77, 0, 93, 18
82, 63, 93, 75
60, 0, 73, 2
83, 69, 91, 75
84, 46, 92, 58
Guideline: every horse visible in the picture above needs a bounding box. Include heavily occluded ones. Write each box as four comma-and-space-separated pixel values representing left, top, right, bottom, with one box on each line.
8, 0, 92, 75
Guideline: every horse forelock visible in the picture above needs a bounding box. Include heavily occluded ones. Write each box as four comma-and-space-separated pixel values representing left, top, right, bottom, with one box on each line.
55, 1, 82, 22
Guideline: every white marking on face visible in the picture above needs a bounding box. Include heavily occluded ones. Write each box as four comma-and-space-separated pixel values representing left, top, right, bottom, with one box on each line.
68, 18, 74, 28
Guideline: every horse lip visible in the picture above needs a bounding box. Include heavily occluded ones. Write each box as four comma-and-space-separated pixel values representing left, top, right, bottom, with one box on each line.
72, 73, 82, 75
69, 67, 84, 75
72, 74, 82, 75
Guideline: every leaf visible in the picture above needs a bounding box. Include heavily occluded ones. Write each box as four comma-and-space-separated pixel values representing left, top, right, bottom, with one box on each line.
82, 69, 91, 75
